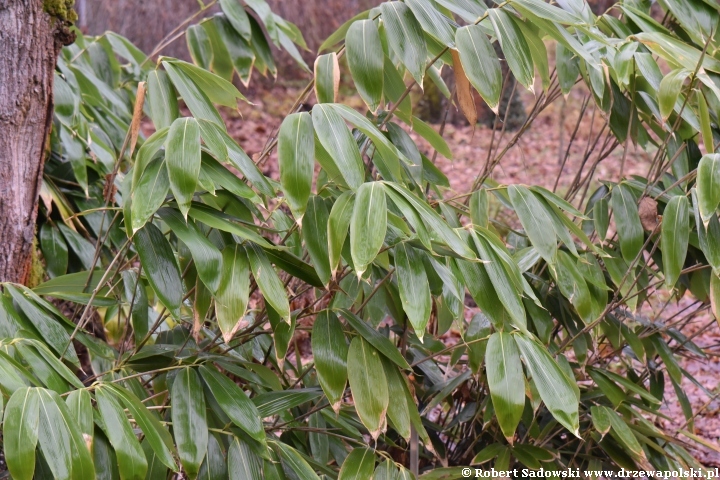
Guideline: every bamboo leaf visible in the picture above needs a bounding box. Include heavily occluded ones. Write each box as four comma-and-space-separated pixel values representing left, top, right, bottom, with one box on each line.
311, 310, 349, 411
394, 243, 432, 341
216, 245, 250, 343
135, 223, 184, 319
171, 368, 208, 479
488, 9, 534, 91
314, 53, 340, 104
219, 0, 252, 40
456, 24, 501, 113
486, 332, 524, 443
166, 117, 202, 218
147, 70, 179, 130
350, 182, 387, 276
338, 447, 376, 480
661, 195, 689, 287
312, 104, 365, 189
199, 365, 265, 444
227, 438, 264, 479
346, 19, 384, 113
104, 384, 177, 471
328, 191, 355, 276
40, 224, 68, 279
611, 184, 643, 262
96, 387, 149, 480
509, 185, 557, 264
303, 195, 332, 286
3, 388, 40, 480
347, 337, 389, 439
515, 334, 579, 436
278, 112, 315, 221
37, 388, 96, 480
380, 1, 428, 86
698, 154, 720, 222
247, 243, 291, 323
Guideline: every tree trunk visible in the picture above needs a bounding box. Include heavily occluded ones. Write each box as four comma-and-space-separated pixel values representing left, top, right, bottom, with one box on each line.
0, 1, 72, 283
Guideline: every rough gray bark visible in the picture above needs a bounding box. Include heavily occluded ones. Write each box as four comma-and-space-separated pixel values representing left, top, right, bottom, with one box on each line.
0, 1, 71, 283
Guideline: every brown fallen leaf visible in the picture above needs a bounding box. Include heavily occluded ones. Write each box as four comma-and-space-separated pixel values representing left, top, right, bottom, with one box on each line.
639, 196, 660, 231
451, 49, 477, 128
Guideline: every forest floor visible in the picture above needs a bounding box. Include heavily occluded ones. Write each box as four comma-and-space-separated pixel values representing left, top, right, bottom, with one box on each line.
219, 81, 720, 466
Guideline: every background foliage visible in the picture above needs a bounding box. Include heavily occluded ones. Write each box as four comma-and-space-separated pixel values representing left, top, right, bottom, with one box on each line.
1, 0, 720, 478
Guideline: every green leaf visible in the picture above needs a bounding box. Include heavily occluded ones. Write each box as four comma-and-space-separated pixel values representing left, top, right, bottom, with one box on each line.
515, 334, 579, 436
314, 53, 340, 104
593, 195, 609, 242
5, 286, 79, 366
247, 243, 291, 323
159, 208, 222, 292
486, 332, 524, 443
384, 182, 474, 258
219, 0, 252, 40
3, 388, 40, 480
470, 189, 489, 228
227, 438, 264, 479
330, 103, 406, 181
635, 32, 720, 74
406, 0, 455, 47
611, 184, 643, 262
308, 413, 330, 466
590, 405, 612, 436
604, 407, 645, 458
166, 117, 202, 218
271, 441, 321, 480
346, 19, 384, 113
658, 68, 691, 121
328, 191, 355, 276
471, 232, 526, 330
551, 251, 593, 323
131, 157, 170, 232
37, 388, 96, 480
96, 387, 149, 480
394, 243, 431, 341
303, 195, 332, 286
381, 358, 412, 440
347, 337, 389, 439
253, 388, 323, 417
380, 1, 428, 85
509, 185, 557, 264
147, 70, 179, 130
216, 245, 250, 343
661, 195, 689, 287
278, 112, 315, 221
312, 104, 365, 189
135, 223, 184, 319
513, 18, 550, 92
202, 16, 235, 82
456, 25, 501, 113
163, 61, 223, 126
350, 182, 387, 276
338, 447, 376, 480
103, 384, 177, 472
698, 154, 720, 222
199, 365, 265, 443
197, 119, 274, 197
40, 224, 68, 278
65, 389, 93, 439
122, 270, 145, 336
133, 126, 169, 187
488, 9, 534, 91
187, 24, 212, 69
312, 310, 348, 410
171, 368, 208, 479
164, 59, 246, 107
